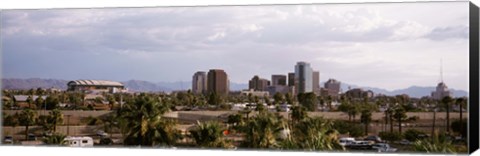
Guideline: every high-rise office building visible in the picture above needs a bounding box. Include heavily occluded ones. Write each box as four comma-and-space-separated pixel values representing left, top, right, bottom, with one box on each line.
324, 78, 341, 97
207, 69, 229, 95
312, 71, 320, 95
295, 62, 313, 94
288, 72, 295, 87
249, 75, 270, 91
192, 71, 207, 94
431, 82, 452, 100
271, 75, 287, 86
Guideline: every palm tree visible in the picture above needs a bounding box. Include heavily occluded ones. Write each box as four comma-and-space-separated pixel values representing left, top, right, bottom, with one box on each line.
154, 119, 181, 147
290, 105, 307, 126
338, 98, 352, 121
3, 113, 20, 137
49, 109, 64, 132
441, 96, 453, 134
294, 117, 344, 150
240, 111, 284, 149
360, 109, 372, 136
455, 97, 467, 138
393, 105, 407, 133
120, 94, 172, 146
282, 117, 344, 151
189, 121, 233, 148
19, 109, 37, 140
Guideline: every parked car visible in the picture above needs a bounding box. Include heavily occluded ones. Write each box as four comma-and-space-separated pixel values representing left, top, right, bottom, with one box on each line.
99, 137, 113, 145
96, 130, 108, 137
364, 135, 382, 143
339, 137, 356, 146
27, 133, 37, 141
3, 136, 13, 144
399, 139, 412, 145
346, 141, 373, 150
372, 143, 398, 152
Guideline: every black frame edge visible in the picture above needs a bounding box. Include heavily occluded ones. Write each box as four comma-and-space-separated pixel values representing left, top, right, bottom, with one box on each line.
469, 1, 480, 154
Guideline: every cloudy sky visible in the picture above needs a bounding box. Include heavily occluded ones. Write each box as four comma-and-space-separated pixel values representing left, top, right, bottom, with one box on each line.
1, 2, 470, 91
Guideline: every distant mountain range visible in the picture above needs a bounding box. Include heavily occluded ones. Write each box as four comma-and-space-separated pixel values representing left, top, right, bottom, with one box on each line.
335, 82, 468, 98
1, 78, 248, 93
1, 78, 468, 98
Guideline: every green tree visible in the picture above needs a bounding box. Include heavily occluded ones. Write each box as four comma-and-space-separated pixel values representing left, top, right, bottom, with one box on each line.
35, 96, 45, 109
404, 129, 427, 142
227, 114, 243, 127
297, 92, 317, 111
455, 97, 466, 137
240, 111, 284, 148
189, 121, 233, 148
441, 96, 453, 134
37, 115, 54, 133
26, 96, 34, 108
293, 117, 344, 151
290, 105, 307, 126
285, 93, 294, 104
208, 92, 223, 106
451, 119, 467, 139
49, 109, 64, 132
3, 113, 19, 126
19, 109, 37, 140
378, 131, 402, 143
45, 95, 60, 110
360, 109, 372, 136
333, 121, 364, 138
43, 133, 66, 145
393, 105, 407, 133
273, 92, 285, 104
119, 94, 173, 146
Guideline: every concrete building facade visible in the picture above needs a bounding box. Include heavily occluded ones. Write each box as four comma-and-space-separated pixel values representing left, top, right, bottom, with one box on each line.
249, 75, 270, 91
271, 75, 287, 86
431, 82, 452, 100
324, 78, 341, 98
313, 71, 320, 95
288, 72, 295, 87
192, 71, 207, 94
207, 69, 229, 95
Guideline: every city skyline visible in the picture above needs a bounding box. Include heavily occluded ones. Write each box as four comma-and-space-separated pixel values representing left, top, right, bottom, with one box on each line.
1, 2, 470, 91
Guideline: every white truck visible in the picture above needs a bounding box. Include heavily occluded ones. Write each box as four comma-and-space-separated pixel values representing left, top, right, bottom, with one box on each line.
64, 136, 94, 147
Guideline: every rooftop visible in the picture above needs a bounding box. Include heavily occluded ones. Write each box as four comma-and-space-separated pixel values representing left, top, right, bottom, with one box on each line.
67, 80, 123, 87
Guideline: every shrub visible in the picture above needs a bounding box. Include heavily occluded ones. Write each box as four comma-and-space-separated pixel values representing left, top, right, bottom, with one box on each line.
333, 121, 364, 138
379, 131, 402, 142
451, 119, 467, 138
404, 129, 427, 142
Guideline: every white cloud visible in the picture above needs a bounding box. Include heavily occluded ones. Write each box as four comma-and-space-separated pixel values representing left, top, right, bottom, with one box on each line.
1, 2, 470, 91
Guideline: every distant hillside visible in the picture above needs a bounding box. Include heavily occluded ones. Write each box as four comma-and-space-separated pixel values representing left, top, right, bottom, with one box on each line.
2, 78, 248, 92
334, 82, 468, 98
2, 78, 467, 97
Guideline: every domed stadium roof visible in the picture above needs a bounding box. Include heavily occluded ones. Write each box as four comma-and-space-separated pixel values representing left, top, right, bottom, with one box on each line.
67, 80, 124, 87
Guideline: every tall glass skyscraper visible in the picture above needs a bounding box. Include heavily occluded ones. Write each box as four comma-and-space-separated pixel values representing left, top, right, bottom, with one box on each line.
295, 61, 313, 94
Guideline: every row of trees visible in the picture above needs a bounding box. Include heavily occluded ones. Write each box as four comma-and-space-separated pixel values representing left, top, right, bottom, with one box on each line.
3, 109, 64, 140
